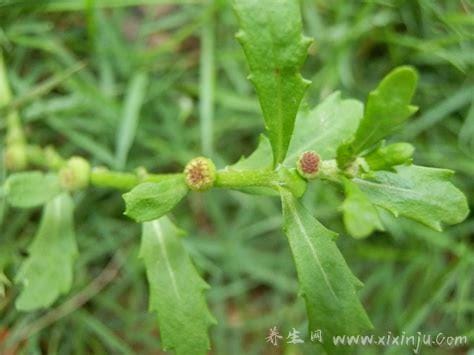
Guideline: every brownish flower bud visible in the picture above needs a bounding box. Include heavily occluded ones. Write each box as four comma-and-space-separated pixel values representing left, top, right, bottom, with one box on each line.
296, 151, 321, 180
184, 157, 216, 191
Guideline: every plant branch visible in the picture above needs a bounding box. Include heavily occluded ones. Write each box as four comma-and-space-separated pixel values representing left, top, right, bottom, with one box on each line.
91, 168, 182, 191
1, 51, 25, 151
215, 169, 279, 190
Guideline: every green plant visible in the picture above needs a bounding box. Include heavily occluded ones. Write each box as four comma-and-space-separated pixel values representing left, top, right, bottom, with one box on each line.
0, 1, 469, 354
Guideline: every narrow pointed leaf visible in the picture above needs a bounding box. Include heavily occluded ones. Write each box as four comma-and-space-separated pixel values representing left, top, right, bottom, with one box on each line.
5, 171, 62, 208
281, 189, 372, 352
123, 175, 188, 222
342, 179, 384, 239
285, 92, 363, 166
140, 217, 215, 355
233, 0, 312, 165
364, 142, 415, 171
115, 71, 148, 170
15, 194, 77, 311
354, 165, 469, 231
337, 66, 418, 166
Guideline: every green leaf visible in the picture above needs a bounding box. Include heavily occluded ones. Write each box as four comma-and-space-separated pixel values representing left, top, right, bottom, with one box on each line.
123, 175, 188, 223
278, 167, 306, 198
15, 194, 77, 311
5, 171, 62, 208
140, 217, 215, 355
337, 66, 418, 166
230, 134, 273, 171
285, 92, 363, 166
280, 189, 372, 352
115, 71, 148, 170
354, 165, 469, 231
233, 0, 312, 165
342, 179, 384, 239
364, 142, 414, 171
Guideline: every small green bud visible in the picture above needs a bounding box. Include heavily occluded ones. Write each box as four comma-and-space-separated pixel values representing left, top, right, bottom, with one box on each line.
59, 156, 91, 191
4, 144, 27, 171
343, 160, 360, 178
44, 146, 65, 170
365, 143, 414, 171
184, 157, 216, 191
296, 151, 320, 180
318, 159, 339, 181
135, 166, 149, 181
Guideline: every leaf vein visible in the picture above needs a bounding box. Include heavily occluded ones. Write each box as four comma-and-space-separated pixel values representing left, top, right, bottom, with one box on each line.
152, 221, 181, 301
289, 202, 339, 301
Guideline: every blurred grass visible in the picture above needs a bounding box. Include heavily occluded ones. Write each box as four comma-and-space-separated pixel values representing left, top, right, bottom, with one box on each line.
0, 0, 473, 354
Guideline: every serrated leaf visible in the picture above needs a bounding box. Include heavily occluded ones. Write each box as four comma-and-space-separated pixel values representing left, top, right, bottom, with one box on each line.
364, 142, 414, 171
285, 92, 363, 166
123, 175, 188, 223
337, 66, 418, 166
354, 165, 469, 231
15, 194, 77, 311
233, 0, 312, 165
280, 189, 372, 352
342, 179, 384, 239
140, 217, 215, 355
5, 171, 62, 208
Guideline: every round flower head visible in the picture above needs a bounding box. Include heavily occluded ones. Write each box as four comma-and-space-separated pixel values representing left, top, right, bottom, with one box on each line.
296, 151, 320, 180
184, 157, 216, 191
4, 144, 27, 171
59, 156, 91, 191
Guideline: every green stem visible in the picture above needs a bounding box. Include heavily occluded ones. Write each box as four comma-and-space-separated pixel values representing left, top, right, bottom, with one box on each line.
1, 50, 28, 170
215, 169, 279, 190
0, 51, 24, 146
90, 169, 139, 190
90, 168, 182, 191
24, 143, 182, 191
21, 139, 343, 193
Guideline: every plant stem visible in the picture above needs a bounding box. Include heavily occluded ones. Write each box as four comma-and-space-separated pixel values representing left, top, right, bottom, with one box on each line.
0, 50, 25, 147
215, 169, 279, 190
19, 139, 342, 193
90, 168, 182, 191
23, 144, 181, 191
90, 169, 139, 190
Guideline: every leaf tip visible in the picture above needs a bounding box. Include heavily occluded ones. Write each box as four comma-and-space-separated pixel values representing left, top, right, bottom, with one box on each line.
393, 65, 418, 80
301, 35, 313, 49
235, 30, 245, 41
408, 105, 419, 114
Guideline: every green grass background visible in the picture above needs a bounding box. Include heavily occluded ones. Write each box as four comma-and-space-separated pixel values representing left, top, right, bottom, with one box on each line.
0, 0, 473, 354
